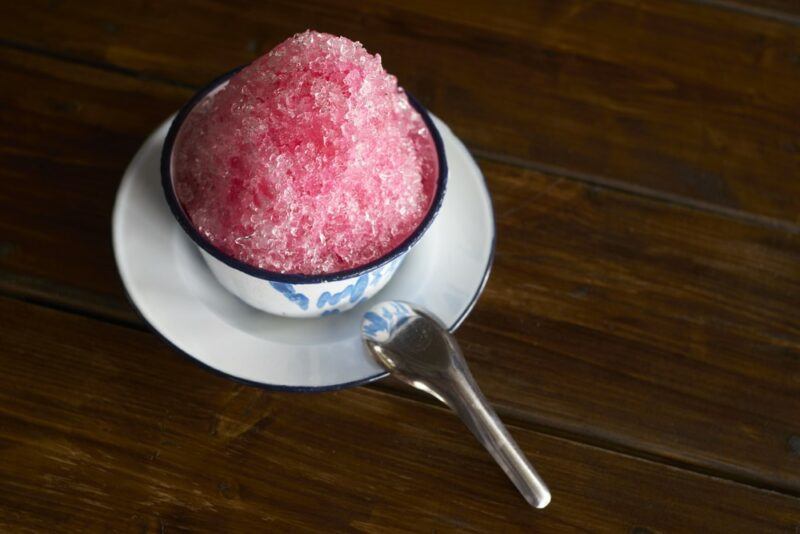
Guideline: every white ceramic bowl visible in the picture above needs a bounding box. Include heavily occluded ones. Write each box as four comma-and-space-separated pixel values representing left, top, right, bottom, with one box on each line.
161, 68, 448, 318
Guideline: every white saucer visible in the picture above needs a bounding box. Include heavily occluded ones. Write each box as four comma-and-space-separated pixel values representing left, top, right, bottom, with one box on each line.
113, 114, 495, 391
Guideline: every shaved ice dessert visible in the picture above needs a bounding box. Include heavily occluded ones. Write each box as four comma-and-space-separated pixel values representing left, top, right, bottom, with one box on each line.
172, 30, 438, 276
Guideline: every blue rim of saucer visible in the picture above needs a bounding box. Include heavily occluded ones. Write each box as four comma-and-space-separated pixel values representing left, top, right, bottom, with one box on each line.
161, 65, 449, 285
136, 66, 496, 392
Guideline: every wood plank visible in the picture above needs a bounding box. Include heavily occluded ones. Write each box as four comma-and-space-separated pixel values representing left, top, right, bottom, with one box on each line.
2, 47, 800, 494
1, 297, 798, 531
1, 0, 800, 222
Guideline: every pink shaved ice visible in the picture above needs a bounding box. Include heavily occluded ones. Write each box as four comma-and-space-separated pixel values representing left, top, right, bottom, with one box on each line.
173, 30, 438, 275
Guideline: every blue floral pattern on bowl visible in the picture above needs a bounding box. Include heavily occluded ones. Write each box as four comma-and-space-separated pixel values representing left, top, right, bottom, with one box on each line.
268, 282, 310, 311
317, 274, 369, 309
362, 301, 413, 342
265, 257, 403, 316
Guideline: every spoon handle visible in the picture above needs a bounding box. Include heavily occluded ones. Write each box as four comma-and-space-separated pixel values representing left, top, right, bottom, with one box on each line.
443, 369, 551, 509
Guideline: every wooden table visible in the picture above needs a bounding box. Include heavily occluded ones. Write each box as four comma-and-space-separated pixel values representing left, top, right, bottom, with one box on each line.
1, 1, 799, 531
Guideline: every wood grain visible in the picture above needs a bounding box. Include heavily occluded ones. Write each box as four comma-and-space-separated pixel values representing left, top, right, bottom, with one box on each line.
2, 46, 800, 498
1, 297, 798, 532
699, 0, 800, 21
2, 0, 800, 222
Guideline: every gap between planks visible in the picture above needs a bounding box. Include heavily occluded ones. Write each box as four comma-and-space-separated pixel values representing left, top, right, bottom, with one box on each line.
474, 149, 800, 236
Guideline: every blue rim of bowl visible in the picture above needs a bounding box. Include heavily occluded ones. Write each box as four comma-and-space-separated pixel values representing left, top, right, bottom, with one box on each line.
161, 66, 449, 284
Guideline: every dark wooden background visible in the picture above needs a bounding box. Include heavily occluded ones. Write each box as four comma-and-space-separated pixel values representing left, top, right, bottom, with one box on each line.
2, 0, 800, 531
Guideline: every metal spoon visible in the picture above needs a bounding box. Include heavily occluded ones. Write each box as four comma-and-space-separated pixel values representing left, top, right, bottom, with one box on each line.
361, 301, 551, 509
